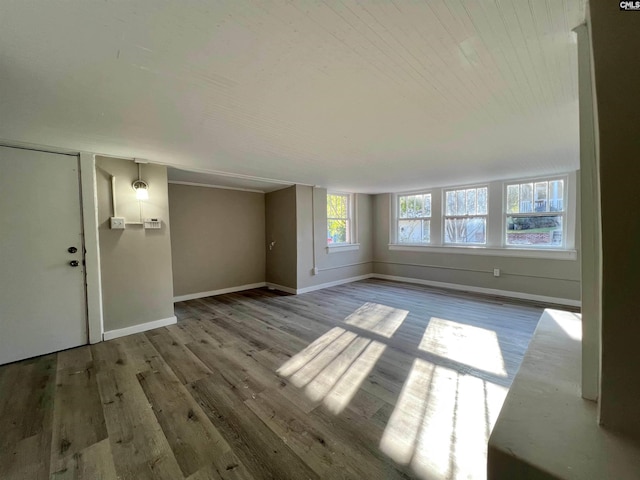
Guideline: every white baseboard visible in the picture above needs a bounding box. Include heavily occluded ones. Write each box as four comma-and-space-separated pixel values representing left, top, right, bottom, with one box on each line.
174, 282, 267, 302
265, 282, 298, 295
296, 274, 374, 294
103, 316, 177, 341
371, 273, 581, 308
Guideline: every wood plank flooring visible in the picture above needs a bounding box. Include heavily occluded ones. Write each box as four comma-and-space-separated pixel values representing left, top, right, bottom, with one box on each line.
0, 278, 554, 480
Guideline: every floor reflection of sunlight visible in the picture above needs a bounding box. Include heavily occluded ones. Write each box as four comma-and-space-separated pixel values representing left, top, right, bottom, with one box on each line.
411, 365, 456, 479
381, 360, 510, 480
277, 327, 346, 377
453, 374, 489, 479
380, 358, 435, 464
278, 303, 406, 414
419, 317, 507, 377
322, 340, 386, 414
345, 303, 409, 338
277, 304, 515, 480
305, 336, 371, 402
290, 330, 358, 388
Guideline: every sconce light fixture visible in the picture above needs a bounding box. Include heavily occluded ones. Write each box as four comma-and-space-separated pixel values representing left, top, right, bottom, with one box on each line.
132, 160, 149, 200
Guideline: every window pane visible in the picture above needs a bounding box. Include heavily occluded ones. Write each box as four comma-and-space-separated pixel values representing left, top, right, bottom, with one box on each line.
424, 194, 432, 217
534, 182, 548, 212
414, 195, 424, 218
520, 183, 533, 213
398, 219, 430, 243
549, 180, 564, 212
456, 190, 466, 215
422, 219, 430, 242
444, 217, 486, 244
506, 215, 563, 246
466, 189, 476, 215
327, 194, 347, 219
446, 191, 456, 216
477, 187, 488, 215
399, 196, 408, 219
328, 219, 347, 244
507, 185, 519, 213
408, 195, 416, 218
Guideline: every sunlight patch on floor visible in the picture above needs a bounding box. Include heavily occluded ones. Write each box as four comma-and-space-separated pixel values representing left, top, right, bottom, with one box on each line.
304, 336, 371, 402
379, 358, 435, 465
276, 326, 346, 377
380, 360, 509, 480
321, 340, 386, 414
411, 365, 457, 479
289, 329, 357, 388
278, 303, 406, 414
344, 302, 409, 338
420, 317, 507, 377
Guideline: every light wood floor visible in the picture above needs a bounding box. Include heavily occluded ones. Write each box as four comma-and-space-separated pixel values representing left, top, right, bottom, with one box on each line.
0, 279, 552, 480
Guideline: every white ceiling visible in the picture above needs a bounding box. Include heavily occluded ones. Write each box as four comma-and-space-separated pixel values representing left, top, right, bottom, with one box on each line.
0, 1, 585, 193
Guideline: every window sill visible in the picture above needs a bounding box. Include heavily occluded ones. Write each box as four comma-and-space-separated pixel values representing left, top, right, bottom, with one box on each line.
327, 243, 360, 253
388, 244, 577, 260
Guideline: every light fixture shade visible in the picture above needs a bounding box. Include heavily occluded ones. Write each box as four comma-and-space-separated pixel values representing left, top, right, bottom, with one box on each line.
132, 180, 149, 200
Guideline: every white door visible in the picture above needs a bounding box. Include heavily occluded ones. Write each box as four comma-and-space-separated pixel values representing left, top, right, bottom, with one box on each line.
0, 146, 87, 365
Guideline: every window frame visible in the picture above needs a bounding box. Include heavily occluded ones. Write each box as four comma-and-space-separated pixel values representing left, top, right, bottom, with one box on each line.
502, 174, 568, 249
327, 192, 354, 246
442, 184, 489, 245
396, 191, 433, 245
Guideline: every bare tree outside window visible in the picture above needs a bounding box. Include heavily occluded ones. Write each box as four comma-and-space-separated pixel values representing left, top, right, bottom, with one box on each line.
444, 187, 487, 244
398, 193, 431, 243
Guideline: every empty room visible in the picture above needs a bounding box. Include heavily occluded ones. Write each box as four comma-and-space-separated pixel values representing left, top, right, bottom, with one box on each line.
1, 1, 639, 479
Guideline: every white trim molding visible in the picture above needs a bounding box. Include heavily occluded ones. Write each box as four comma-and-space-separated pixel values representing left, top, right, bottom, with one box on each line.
103, 316, 177, 341
174, 282, 267, 302
388, 244, 578, 260
296, 274, 373, 294
266, 283, 298, 295
327, 243, 361, 253
371, 273, 580, 307
168, 180, 265, 194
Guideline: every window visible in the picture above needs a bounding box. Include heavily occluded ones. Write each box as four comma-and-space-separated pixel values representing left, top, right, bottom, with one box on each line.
327, 193, 351, 244
397, 193, 431, 243
444, 186, 488, 244
505, 177, 565, 247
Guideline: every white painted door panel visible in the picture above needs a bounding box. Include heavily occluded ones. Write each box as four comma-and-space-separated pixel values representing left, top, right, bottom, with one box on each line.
0, 146, 87, 364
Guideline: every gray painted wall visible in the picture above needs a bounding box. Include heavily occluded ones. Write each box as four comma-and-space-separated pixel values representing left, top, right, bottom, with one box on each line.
95, 156, 175, 332
372, 189, 581, 302
265, 185, 297, 289
168, 184, 265, 297
296, 186, 374, 289
591, 2, 640, 440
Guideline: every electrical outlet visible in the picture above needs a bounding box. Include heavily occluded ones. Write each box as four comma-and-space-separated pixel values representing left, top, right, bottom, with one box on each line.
493, 268, 501, 277
110, 217, 125, 229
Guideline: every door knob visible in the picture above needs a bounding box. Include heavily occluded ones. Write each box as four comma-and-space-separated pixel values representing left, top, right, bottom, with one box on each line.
69, 260, 79, 267
68, 247, 78, 253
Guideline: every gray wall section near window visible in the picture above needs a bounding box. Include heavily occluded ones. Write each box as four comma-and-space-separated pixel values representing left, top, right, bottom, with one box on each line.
296, 186, 374, 290
373, 191, 581, 302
